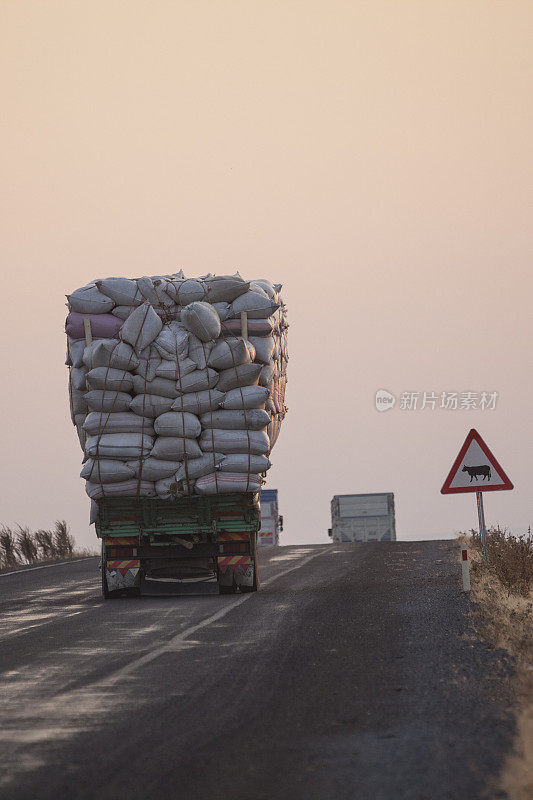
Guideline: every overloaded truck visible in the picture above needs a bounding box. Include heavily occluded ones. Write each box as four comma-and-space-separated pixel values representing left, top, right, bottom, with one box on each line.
257, 489, 283, 547
65, 272, 288, 597
329, 493, 396, 543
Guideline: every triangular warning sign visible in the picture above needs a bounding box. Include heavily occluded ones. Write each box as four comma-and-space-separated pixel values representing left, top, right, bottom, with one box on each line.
441, 429, 513, 494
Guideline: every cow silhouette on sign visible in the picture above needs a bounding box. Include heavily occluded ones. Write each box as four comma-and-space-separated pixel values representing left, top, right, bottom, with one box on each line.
462, 464, 492, 483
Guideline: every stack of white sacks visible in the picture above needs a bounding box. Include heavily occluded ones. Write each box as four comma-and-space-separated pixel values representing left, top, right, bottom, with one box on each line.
65, 273, 288, 500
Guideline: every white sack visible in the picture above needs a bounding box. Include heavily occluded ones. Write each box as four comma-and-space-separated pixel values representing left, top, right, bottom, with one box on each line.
130, 457, 182, 481
74, 412, 86, 429
132, 374, 179, 399
249, 336, 275, 365
129, 394, 174, 418
212, 302, 230, 321
188, 335, 213, 370
175, 453, 225, 482
218, 454, 271, 473
85, 433, 154, 459
219, 386, 270, 409
151, 437, 202, 460
86, 367, 134, 393
265, 395, 276, 414
253, 279, 281, 300
181, 302, 221, 342
171, 389, 225, 414
200, 409, 270, 431
155, 475, 185, 499
120, 302, 163, 351
153, 322, 189, 360
259, 364, 275, 388
155, 357, 196, 381
134, 346, 161, 381
230, 291, 279, 319
86, 479, 155, 499
204, 276, 250, 303
216, 363, 262, 392
171, 279, 207, 305
249, 282, 269, 297
74, 415, 87, 449
71, 366, 88, 391
137, 276, 174, 308
96, 277, 143, 306
84, 390, 132, 413
207, 337, 254, 370
154, 411, 201, 438
68, 338, 86, 369
111, 306, 135, 320
83, 340, 139, 371
68, 284, 114, 314
83, 411, 154, 436
195, 472, 262, 494
175, 368, 219, 394
199, 429, 270, 455
81, 459, 136, 484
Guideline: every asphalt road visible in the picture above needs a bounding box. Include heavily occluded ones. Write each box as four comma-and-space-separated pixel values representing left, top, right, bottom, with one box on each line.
0, 541, 515, 800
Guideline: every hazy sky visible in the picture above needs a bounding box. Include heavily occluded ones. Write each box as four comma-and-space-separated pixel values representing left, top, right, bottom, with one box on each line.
1, 1, 532, 549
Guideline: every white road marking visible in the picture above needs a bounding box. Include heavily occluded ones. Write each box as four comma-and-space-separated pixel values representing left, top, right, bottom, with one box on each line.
0, 557, 97, 579
101, 547, 330, 687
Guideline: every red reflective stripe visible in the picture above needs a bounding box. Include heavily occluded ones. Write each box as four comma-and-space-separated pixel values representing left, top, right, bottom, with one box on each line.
105, 537, 137, 546
218, 556, 252, 569
462, 549, 468, 561
218, 532, 249, 541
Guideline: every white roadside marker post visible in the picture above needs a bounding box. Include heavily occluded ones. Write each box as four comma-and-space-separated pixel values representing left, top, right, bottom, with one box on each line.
461, 548, 470, 592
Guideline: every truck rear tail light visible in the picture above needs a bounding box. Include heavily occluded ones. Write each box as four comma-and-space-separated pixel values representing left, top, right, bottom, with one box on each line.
219, 542, 249, 555
106, 547, 137, 559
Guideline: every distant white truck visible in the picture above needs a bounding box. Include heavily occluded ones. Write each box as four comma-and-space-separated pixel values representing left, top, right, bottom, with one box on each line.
258, 489, 283, 547
329, 493, 396, 543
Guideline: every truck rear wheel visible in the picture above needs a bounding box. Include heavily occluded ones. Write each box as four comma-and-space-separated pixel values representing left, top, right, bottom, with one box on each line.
219, 580, 237, 595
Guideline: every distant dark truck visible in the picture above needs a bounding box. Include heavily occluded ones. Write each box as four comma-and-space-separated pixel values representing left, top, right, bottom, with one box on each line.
98, 493, 260, 598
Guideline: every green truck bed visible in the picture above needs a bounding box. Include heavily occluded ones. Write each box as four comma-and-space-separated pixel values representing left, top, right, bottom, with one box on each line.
97, 493, 261, 598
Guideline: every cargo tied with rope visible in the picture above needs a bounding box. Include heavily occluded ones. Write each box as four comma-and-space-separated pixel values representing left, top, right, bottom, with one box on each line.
65, 270, 288, 596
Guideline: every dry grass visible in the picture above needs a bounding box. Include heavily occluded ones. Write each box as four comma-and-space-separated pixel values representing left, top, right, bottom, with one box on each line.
461, 526, 533, 800
0, 520, 95, 570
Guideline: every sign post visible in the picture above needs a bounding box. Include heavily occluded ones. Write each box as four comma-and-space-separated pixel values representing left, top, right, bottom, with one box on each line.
476, 492, 488, 560
441, 429, 513, 562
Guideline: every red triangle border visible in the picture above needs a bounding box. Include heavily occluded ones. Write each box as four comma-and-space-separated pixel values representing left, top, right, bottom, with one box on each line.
441, 429, 514, 494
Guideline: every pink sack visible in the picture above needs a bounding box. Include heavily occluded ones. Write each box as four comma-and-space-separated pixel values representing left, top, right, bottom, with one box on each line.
65, 312, 123, 340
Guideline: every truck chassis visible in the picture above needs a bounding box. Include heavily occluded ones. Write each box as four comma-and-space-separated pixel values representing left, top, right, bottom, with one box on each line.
96, 493, 260, 598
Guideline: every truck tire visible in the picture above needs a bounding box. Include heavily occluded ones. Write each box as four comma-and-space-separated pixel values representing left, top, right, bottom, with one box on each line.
219, 575, 237, 594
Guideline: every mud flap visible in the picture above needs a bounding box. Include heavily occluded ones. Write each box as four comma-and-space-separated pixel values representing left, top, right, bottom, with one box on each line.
217, 560, 256, 589
218, 567, 235, 588
106, 567, 140, 592
235, 562, 255, 588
